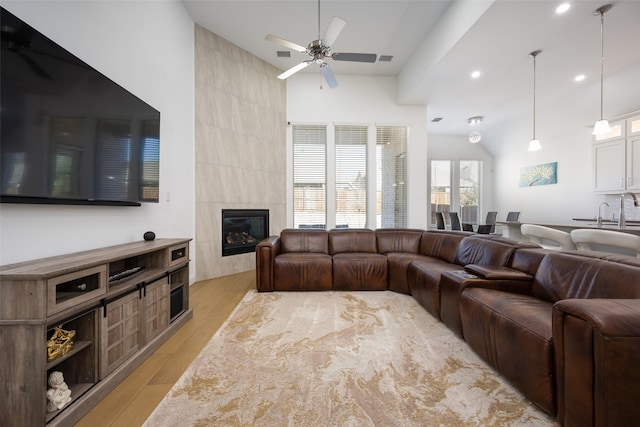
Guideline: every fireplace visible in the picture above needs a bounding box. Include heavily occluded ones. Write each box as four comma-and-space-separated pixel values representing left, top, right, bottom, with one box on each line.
221, 209, 269, 257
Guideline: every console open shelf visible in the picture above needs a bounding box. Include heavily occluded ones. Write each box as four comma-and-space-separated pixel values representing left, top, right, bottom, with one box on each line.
0, 238, 192, 427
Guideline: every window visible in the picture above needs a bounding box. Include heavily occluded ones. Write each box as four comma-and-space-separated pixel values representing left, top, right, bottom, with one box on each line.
459, 161, 480, 225
335, 125, 367, 228
430, 159, 482, 228
293, 125, 326, 228
291, 123, 409, 230
376, 126, 407, 228
430, 160, 451, 226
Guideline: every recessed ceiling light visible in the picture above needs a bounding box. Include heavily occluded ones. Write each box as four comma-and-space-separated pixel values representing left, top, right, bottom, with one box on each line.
556, 3, 571, 14
471, 70, 481, 79
574, 74, 585, 82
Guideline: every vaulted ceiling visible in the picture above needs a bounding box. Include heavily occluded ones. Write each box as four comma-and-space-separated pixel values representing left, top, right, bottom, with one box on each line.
183, 0, 640, 149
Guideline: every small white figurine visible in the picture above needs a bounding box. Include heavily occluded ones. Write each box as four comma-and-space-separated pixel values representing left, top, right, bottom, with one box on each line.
46, 371, 72, 412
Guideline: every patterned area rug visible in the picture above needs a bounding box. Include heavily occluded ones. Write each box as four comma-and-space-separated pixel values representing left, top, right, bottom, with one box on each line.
144, 290, 557, 426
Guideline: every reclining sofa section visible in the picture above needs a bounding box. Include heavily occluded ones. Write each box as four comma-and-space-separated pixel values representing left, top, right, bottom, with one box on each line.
255, 228, 640, 426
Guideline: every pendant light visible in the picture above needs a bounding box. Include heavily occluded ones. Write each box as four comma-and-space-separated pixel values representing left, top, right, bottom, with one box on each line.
592, 4, 612, 135
528, 50, 542, 151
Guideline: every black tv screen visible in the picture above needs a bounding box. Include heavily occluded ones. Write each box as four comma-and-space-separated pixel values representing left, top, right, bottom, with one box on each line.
0, 7, 160, 206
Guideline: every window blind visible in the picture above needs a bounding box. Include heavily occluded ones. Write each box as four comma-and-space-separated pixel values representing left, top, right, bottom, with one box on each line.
376, 126, 407, 228
335, 125, 367, 228
293, 124, 327, 229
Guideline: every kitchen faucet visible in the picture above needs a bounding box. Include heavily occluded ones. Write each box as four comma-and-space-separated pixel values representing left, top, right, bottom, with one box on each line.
597, 202, 609, 227
618, 192, 639, 229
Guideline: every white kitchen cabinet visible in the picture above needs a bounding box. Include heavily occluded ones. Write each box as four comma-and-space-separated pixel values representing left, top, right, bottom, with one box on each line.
593, 115, 640, 193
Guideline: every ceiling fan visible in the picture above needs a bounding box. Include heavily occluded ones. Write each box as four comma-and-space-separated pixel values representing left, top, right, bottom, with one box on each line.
265, 0, 377, 88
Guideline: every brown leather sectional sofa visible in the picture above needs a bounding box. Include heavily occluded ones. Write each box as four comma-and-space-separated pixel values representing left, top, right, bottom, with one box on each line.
255, 228, 640, 426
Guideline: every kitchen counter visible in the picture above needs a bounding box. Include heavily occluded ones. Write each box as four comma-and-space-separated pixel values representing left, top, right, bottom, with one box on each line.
496, 220, 640, 240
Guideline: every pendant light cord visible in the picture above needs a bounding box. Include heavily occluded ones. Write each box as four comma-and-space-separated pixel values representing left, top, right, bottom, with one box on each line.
599, 10, 605, 121
533, 53, 537, 140
594, 4, 612, 122
529, 50, 541, 141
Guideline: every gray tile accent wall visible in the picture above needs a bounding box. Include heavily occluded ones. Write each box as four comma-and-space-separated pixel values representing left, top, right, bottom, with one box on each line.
194, 25, 286, 281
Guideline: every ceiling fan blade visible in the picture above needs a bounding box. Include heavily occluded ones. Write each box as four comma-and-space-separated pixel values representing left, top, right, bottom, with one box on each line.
277, 61, 310, 80
322, 16, 346, 47
320, 64, 338, 89
265, 34, 307, 53
332, 52, 377, 63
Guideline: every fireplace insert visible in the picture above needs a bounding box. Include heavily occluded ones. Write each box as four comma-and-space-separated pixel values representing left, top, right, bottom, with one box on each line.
221, 209, 269, 256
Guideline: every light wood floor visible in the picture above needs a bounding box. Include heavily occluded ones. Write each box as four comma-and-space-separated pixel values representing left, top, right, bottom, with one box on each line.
76, 270, 255, 426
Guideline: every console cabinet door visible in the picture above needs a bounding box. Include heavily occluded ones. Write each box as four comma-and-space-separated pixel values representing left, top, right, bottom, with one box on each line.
143, 277, 169, 343
101, 291, 140, 377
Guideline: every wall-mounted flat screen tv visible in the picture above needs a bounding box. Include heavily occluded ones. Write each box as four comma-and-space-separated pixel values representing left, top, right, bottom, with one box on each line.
0, 7, 160, 206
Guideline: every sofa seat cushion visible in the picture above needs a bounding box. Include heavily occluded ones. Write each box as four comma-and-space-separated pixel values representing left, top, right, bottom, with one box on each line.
407, 258, 463, 319
386, 252, 429, 295
460, 288, 555, 415
274, 253, 332, 291
332, 252, 388, 291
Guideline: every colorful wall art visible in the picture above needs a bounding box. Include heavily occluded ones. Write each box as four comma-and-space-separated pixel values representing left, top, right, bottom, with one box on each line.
519, 162, 557, 187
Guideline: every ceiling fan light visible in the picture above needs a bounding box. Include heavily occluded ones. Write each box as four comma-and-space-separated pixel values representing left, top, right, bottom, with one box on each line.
593, 119, 611, 135
528, 139, 542, 151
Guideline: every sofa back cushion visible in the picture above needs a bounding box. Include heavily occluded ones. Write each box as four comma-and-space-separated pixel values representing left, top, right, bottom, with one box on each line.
375, 229, 422, 254
419, 231, 466, 263
329, 229, 377, 254
453, 237, 515, 267
509, 248, 551, 276
531, 252, 640, 302
280, 229, 328, 254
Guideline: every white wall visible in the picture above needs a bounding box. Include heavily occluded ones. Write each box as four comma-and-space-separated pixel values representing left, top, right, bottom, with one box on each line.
0, 2, 195, 274
484, 63, 640, 225
286, 73, 429, 228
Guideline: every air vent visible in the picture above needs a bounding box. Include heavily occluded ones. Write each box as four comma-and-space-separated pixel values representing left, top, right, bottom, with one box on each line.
431, 117, 443, 122
379, 55, 393, 62
276, 51, 291, 58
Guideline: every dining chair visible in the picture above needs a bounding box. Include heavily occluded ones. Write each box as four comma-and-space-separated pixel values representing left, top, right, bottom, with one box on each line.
449, 212, 461, 231
435, 212, 445, 230
570, 229, 640, 257
506, 211, 520, 222
476, 211, 498, 234
521, 224, 576, 251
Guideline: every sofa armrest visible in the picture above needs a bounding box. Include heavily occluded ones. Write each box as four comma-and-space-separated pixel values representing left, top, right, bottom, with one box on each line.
255, 236, 281, 292
553, 299, 640, 427
464, 264, 533, 281
439, 269, 534, 337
